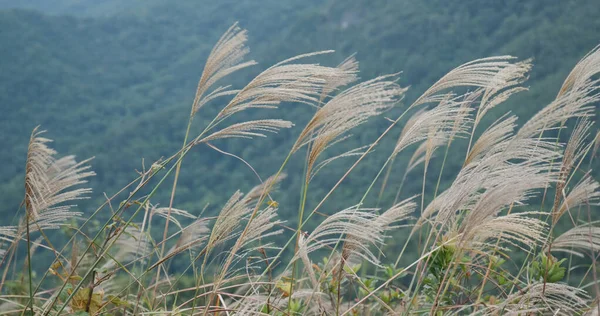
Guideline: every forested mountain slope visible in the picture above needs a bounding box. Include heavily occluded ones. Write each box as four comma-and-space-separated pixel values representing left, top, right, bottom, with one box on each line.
1, 0, 599, 226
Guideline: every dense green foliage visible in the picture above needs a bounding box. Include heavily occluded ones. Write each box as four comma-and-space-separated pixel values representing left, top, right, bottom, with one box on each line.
1, 1, 599, 225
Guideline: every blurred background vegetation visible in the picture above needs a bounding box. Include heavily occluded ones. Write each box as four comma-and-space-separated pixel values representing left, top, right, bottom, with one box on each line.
0, 0, 598, 266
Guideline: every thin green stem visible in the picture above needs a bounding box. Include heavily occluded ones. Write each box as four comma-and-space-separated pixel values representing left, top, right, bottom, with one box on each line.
49, 145, 190, 315
25, 217, 33, 315
154, 115, 194, 306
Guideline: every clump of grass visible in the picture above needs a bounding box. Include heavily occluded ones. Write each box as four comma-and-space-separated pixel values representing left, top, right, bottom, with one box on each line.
1, 24, 599, 316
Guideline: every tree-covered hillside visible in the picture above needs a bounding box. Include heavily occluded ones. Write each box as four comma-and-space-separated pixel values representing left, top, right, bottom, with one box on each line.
1, 0, 599, 227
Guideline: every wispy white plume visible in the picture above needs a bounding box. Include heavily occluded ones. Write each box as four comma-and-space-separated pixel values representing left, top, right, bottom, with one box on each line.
297, 202, 413, 267
240, 206, 283, 249
319, 54, 360, 102
482, 282, 589, 316
24, 127, 94, 227
412, 56, 525, 108
516, 80, 598, 140
192, 23, 257, 115
245, 173, 287, 203
393, 94, 473, 156
198, 119, 293, 143
555, 175, 600, 223
474, 59, 531, 127
465, 114, 517, 166
208, 191, 252, 248
558, 44, 600, 97
293, 74, 406, 152
463, 212, 548, 252
552, 119, 595, 222
216, 51, 354, 121
551, 224, 600, 257
167, 218, 210, 257
152, 205, 195, 230
308, 145, 369, 183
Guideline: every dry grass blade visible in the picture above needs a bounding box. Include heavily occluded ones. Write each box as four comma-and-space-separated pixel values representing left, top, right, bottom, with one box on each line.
192, 23, 257, 115
24, 127, 94, 226
197, 119, 293, 143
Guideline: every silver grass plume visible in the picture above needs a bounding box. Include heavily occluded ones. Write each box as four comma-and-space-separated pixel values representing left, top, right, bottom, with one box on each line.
375, 197, 417, 229
24, 127, 94, 226
151, 205, 196, 230
318, 54, 360, 102
197, 119, 293, 143
207, 179, 285, 251
393, 94, 473, 157
296, 202, 414, 268
593, 129, 600, 163
554, 175, 600, 224
481, 282, 589, 316
293, 74, 406, 152
215, 51, 355, 122
552, 119, 595, 223
207, 191, 251, 249
558, 44, 600, 97
192, 23, 257, 115
411, 56, 524, 108
0, 226, 16, 255
308, 145, 369, 183
463, 212, 547, 252
454, 154, 554, 251
167, 218, 210, 257
245, 172, 287, 203
421, 131, 560, 226
407, 141, 434, 173
465, 114, 517, 166
293, 75, 406, 180
297, 234, 319, 288
295, 206, 382, 267
239, 206, 283, 249
474, 59, 531, 128
515, 79, 598, 140
550, 224, 600, 257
